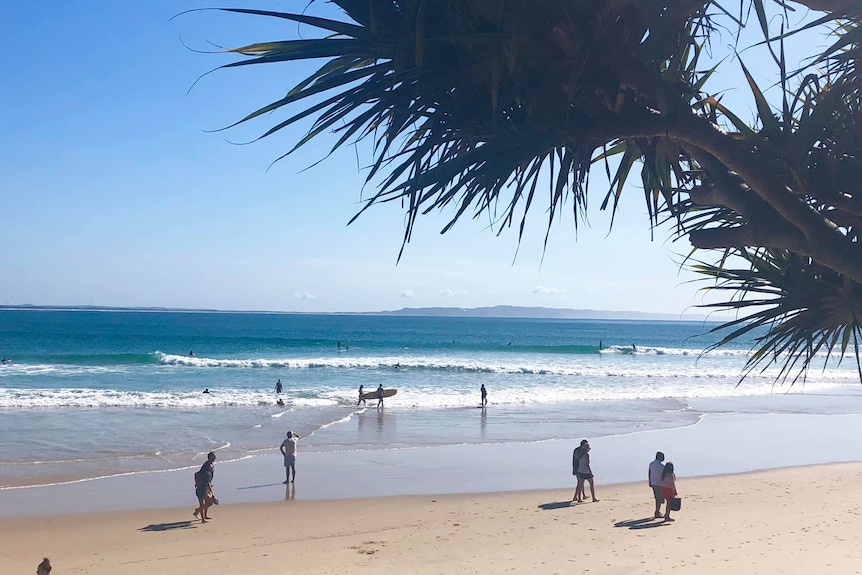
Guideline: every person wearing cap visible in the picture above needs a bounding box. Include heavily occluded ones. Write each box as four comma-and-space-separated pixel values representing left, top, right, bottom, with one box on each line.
280, 430, 302, 484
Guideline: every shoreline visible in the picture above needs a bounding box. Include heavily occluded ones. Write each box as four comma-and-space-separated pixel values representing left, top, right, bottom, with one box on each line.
3, 463, 861, 574
4, 411, 862, 517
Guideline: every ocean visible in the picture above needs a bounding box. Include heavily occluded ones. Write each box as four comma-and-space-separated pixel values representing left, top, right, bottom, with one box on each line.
1, 309, 860, 490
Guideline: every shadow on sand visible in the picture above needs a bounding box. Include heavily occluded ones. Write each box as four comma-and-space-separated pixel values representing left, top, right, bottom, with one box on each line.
139, 521, 196, 532
237, 482, 284, 490
538, 501, 573, 510
614, 517, 668, 530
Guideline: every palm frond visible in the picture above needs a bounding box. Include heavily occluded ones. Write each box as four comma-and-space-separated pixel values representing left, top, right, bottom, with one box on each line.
693, 249, 862, 384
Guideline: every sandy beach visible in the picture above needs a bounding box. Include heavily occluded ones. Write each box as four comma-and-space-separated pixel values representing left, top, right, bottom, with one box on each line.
3, 463, 861, 574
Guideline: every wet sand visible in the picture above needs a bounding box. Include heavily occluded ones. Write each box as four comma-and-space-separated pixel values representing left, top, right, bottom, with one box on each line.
3, 463, 862, 574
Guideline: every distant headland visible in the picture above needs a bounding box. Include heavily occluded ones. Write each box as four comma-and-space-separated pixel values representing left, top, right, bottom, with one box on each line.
0, 304, 709, 322
363, 305, 708, 321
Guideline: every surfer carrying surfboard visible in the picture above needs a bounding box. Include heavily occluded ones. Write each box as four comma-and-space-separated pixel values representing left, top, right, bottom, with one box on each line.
357, 385, 366, 406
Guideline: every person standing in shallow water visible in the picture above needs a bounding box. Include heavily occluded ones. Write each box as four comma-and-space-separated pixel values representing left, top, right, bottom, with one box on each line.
280, 431, 301, 483
376, 383, 385, 408
275, 379, 283, 394
480, 384, 487, 407
357, 385, 366, 406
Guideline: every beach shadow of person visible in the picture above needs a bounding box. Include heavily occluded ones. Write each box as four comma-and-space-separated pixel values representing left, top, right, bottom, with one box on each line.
237, 482, 283, 490
139, 521, 195, 532
538, 501, 573, 510
613, 517, 667, 530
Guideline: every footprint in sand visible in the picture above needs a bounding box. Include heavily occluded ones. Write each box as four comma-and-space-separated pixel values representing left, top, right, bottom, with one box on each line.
351, 540, 387, 555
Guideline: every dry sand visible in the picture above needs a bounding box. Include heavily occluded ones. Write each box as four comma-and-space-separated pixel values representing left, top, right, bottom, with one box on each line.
3, 463, 862, 574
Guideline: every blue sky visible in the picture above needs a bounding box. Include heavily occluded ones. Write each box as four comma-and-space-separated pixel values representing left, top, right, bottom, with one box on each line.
0, 1, 818, 314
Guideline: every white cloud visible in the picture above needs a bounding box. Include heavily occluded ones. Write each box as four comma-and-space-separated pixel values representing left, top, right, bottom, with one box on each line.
400, 290, 414, 298
532, 285, 564, 295
292, 292, 317, 300
439, 288, 468, 297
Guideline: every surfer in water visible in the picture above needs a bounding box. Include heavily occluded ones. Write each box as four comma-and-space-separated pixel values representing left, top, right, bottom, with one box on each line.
0, 357, 9, 364
276, 398, 285, 407
203, 388, 210, 394
376, 383, 385, 408
189, 350, 195, 357
275, 379, 283, 394
357, 384, 366, 406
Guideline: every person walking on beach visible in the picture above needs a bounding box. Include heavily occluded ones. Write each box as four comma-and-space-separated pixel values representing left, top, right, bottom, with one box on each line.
280, 430, 301, 483
376, 383, 385, 408
275, 379, 283, 394
661, 462, 677, 521
357, 384, 366, 406
576, 440, 599, 502
572, 439, 588, 502
193, 451, 217, 523
480, 384, 488, 407
649, 451, 666, 518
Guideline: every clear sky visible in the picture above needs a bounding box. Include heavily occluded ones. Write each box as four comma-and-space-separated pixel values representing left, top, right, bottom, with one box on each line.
0, 1, 817, 314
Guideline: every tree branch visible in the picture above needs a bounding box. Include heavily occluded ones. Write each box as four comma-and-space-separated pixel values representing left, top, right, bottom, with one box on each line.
689, 227, 756, 249
786, 0, 859, 15
669, 113, 862, 284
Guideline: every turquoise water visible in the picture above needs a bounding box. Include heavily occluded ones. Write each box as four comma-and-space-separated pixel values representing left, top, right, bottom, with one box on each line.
1, 310, 859, 488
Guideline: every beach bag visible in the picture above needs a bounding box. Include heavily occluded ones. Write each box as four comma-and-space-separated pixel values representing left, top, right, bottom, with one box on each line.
668, 497, 682, 512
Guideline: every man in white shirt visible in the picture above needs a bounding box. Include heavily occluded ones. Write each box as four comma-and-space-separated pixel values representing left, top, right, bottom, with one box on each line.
648, 451, 666, 518
280, 431, 302, 484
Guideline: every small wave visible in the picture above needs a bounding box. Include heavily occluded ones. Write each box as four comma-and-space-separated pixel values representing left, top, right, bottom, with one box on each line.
155, 351, 764, 374
1, 353, 161, 367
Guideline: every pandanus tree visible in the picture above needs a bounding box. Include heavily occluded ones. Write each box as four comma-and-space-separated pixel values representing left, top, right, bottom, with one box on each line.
201, 0, 862, 382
